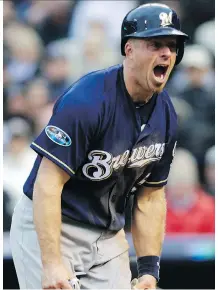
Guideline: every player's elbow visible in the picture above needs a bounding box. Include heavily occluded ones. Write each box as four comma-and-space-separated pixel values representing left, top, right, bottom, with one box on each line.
134, 186, 166, 214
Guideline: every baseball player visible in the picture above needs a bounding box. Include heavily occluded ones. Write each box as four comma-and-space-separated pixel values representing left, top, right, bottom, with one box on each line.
10, 3, 189, 290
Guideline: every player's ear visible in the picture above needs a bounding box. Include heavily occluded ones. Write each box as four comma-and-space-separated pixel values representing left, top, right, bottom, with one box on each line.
125, 40, 134, 59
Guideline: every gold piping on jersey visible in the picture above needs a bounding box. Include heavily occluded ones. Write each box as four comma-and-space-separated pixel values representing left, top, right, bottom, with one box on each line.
144, 178, 168, 184
32, 142, 75, 175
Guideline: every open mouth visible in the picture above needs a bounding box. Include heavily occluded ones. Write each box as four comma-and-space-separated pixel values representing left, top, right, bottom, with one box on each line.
153, 65, 168, 81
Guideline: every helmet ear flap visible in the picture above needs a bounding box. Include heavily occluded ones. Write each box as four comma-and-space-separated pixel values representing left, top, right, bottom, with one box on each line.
175, 41, 185, 65
121, 38, 126, 56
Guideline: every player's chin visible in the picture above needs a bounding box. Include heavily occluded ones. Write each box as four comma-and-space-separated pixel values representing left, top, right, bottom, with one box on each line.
151, 82, 166, 93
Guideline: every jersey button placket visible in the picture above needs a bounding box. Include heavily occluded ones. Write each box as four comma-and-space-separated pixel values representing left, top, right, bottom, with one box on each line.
111, 194, 116, 203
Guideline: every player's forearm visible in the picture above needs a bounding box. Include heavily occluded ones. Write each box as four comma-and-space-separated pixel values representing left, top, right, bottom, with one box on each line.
131, 187, 166, 257
33, 179, 63, 266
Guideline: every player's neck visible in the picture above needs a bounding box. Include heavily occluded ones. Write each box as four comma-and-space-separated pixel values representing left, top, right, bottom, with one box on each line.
123, 62, 153, 103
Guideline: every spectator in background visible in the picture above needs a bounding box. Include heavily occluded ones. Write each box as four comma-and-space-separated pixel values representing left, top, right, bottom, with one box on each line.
76, 22, 121, 75
5, 77, 51, 128
3, 117, 36, 216
4, 21, 43, 85
166, 148, 215, 234
194, 19, 215, 56
22, 78, 51, 120
42, 38, 79, 83
180, 44, 214, 94
34, 0, 74, 46
44, 28, 120, 84
40, 50, 72, 101
204, 146, 215, 197
68, 0, 137, 51
168, 43, 214, 96
14, 0, 74, 46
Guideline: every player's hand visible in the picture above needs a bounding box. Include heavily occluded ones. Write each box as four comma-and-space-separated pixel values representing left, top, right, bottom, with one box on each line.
42, 262, 75, 289
132, 274, 157, 289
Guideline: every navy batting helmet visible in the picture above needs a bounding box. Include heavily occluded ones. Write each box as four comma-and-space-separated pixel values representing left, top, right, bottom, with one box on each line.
121, 3, 189, 65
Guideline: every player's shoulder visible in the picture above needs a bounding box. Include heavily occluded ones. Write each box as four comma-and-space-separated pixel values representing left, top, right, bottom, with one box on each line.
159, 89, 177, 119
55, 64, 121, 111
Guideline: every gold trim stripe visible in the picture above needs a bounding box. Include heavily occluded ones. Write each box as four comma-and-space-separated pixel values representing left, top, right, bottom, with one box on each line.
32, 142, 75, 175
144, 178, 168, 184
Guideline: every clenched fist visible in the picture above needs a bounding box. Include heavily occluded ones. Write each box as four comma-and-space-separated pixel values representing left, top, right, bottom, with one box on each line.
42, 262, 75, 289
131, 274, 157, 289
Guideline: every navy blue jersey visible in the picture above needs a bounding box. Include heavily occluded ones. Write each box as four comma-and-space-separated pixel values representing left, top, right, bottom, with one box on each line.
24, 64, 177, 231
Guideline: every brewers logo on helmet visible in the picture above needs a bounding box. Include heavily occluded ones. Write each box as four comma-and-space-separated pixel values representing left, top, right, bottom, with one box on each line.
121, 3, 189, 65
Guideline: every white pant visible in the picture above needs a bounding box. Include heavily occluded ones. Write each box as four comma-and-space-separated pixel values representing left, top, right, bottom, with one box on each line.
10, 195, 132, 289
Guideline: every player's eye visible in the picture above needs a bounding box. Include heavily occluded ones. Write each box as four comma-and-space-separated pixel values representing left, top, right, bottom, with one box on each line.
152, 41, 162, 49
167, 42, 177, 52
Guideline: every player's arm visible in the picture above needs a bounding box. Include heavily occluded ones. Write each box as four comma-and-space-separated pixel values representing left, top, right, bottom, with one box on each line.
33, 156, 69, 265
30, 77, 104, 289
33, 157, 73, 289
131, 186, 166, 289
131, 101, 177, 289
132, 186, 166, 256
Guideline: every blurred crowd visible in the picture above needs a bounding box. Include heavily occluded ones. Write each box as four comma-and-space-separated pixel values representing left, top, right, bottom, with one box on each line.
3, 0, 215, 234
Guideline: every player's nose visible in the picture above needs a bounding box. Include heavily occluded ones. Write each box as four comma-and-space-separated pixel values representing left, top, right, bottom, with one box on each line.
159, 46, 172, 59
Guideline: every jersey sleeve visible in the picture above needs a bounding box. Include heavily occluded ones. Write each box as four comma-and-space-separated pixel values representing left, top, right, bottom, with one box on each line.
30, 86, 101, 177
143, 137, 177, 188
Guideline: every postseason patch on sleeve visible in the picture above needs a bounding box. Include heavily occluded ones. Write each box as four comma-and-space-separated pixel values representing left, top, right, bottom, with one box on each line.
45, 125, 72, 147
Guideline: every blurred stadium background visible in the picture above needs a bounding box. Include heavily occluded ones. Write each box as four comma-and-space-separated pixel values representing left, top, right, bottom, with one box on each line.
3, 0, 215, 289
